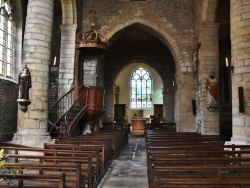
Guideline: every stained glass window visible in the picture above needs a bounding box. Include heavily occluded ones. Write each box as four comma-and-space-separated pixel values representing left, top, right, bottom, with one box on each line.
0, 0, 14, 78
131, 67, 152, 109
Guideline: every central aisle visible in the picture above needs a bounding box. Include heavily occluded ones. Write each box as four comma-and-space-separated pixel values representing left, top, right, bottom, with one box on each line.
97, 134, 149, 188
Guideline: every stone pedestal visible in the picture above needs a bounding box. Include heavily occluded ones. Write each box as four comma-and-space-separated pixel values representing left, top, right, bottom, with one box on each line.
12, 133, 51, 147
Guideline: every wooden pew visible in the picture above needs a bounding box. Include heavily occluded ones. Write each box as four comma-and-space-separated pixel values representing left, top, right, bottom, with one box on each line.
101, 122, 131, 134
4, 163, 82, 188
1, 129, 128, 188
0, 172, 66, 188
152, 165, 250, 188
44, 143, 107, 177
145, 123, 176, 132
3, 147, 95, 188
145, 130, 250, 188
54, 139, 112, 168
85, 131, 126, 158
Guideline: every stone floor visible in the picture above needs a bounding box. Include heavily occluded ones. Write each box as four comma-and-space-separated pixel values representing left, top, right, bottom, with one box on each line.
97, 133, 149, 188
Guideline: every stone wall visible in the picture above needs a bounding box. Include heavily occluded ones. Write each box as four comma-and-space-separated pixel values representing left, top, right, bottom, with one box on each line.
0, 79, 18, 141
230, 0, 250, 144
80, 0, 196, 129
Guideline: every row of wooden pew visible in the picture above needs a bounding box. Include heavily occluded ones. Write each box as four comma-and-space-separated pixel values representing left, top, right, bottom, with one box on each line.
0, 129, 128, 188
146, 130, 250, 188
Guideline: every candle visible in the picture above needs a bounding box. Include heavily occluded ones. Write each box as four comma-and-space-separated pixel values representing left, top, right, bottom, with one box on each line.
225, 57, 228, 67
53, 56, 56, 66
173, 81, 175, 87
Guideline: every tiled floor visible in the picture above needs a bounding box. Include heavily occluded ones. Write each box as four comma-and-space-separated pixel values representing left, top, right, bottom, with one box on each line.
97, 133, 149, 188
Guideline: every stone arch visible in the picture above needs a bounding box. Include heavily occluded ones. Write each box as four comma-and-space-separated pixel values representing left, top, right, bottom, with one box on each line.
201, 0, 218, 23
106, 18, 182, 71
60, 0, 77, 25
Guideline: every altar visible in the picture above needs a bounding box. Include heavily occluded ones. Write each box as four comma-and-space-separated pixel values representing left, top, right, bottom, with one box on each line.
131, 117, 148, 131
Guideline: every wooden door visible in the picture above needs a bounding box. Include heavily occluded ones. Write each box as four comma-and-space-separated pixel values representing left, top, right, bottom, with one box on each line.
114, 104, 126, 122
154, 104, 163, 122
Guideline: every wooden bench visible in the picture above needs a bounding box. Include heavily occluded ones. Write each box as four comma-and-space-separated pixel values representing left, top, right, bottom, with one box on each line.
45, 143, 107, 176
1, 129, 129, 188
101, 123, 131, 134
3, 147, 95, 188
145, 130, 250, 188
71, 134, 123, 158
4, 163, 82, 188
145, 123, 176, 132
152, 165, 250, 188
0, 172, 66, 188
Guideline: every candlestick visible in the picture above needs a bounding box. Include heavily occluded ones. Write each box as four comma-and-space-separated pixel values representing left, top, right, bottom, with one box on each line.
53, 56, 56, 66
225, 57, 228, 67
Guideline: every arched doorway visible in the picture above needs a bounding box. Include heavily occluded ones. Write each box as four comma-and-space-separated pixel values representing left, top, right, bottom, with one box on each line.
102, 23, 176, 124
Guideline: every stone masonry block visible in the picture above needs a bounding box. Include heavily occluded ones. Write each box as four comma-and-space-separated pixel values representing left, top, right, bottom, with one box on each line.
233, 126, 250, 139
29, 111, 47, 119
233, 116, 245, 126
27, 39, 49, 47
18, 119, 37, 129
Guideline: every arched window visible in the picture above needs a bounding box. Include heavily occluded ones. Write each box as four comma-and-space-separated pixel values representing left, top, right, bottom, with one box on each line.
131, 67, 152, 109
0, 0, 14, 78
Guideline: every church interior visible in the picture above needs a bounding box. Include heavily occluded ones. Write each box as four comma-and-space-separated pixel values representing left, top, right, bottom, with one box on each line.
1, 0, 250, 187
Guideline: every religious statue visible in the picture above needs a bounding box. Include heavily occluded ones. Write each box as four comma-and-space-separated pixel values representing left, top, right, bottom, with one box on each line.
18, 64, 32, 100
0, 0, 13, 20
206, 71, 218, 111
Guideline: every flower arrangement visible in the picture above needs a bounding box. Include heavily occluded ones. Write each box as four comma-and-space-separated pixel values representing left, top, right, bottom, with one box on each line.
0, 149, 6, 168
0, 149, 22, 185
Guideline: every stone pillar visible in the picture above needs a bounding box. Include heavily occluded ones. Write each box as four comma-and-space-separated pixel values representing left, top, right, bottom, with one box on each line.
102, 87, 115, 123
12, 0, 54, 146
58, 25, 77, 97
175, 72, 196, 132
198, 22, 220, 135
230, 0, 250, 144
162, 88, 175, 123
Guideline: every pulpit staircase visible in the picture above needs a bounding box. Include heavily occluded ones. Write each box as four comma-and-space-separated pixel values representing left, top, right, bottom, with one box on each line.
48, 88, 89, 139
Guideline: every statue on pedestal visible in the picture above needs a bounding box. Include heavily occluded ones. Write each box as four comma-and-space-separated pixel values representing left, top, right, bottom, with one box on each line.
206, 71, 218, 111
17, 64, 32, 112
18, 64, 32, 100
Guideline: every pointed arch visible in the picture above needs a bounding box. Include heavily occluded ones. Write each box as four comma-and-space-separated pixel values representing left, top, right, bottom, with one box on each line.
106, 18, 182, 71
201, 0, 218, 23
60, 0, 77, 25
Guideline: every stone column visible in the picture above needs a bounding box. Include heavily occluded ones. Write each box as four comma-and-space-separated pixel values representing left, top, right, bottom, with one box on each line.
175, 72, 196, 132
198, 22, 220, 135
162, 88, 175, 123
102, 87, 115, 123
58, 25, 77, 97
13, 0, 54, 146
230, 0, 250, 144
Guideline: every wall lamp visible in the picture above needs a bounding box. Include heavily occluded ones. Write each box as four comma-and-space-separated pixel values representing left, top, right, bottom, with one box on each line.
225, 57, 234, 74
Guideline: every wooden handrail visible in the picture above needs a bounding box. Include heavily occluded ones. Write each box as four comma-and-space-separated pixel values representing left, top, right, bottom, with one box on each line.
65, 88, 89, 137
48, 88, 75, 128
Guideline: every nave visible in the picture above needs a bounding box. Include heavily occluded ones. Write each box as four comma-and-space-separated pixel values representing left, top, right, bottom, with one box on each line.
98, 134, 148, 188
2, 129, 250, 188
